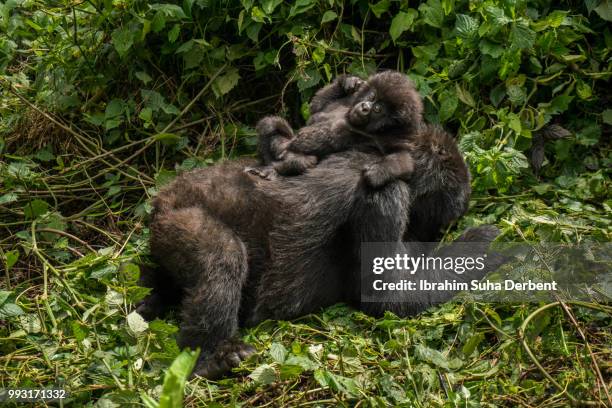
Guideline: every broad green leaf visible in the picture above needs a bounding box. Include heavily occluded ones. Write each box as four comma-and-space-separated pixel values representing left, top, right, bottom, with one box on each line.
594, 0, 612, 21
4, 250, 19, 271
168, 24, 180, 43
510, 23, 535, 50
23, 199, 49, 219
602, 109, 612, 125
455, 14, 478, 40
269, 342, 287, 363
212, 68, 241, 97
111, 27, 134, 57
419, 0, 444, 28
127, 311, 149, 336
370, 0, 390, 18
321, 10, 338, 24
154, 133, 182, 146
158, 350, 199, 408
438, 89, 458, 121
105, 99, 124, 119
0, 193, 18, 205
455, 83, 475, 107
289, 0, 316, 18
462, 332, 485, 356
389, 10, 418, 42
249, 364, 276, 384
262, 0, 283, 14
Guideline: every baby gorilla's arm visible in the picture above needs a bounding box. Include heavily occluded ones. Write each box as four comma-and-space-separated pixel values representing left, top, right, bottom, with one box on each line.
363, 151, 415, 188
309, 75, 365, 115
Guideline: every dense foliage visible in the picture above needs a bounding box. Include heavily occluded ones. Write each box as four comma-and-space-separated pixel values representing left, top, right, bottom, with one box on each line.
0, 0, 610, 406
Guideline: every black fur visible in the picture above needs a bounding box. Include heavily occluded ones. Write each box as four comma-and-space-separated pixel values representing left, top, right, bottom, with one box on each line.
140, 130, 481, 379
251, 71, 423, 177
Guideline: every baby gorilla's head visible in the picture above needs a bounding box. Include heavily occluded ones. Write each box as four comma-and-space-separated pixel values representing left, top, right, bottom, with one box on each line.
346, 71, 423, 136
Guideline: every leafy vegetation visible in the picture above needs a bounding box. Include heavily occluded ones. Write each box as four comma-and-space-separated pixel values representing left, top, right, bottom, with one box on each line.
1, 0, 610, 406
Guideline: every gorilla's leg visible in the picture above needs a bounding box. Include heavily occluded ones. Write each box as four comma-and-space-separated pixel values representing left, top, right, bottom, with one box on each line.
136, 264, 181, 320
149, 206, 254, 378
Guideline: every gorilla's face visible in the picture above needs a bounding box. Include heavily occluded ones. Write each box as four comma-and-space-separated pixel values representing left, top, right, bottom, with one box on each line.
346, 87, 403, 135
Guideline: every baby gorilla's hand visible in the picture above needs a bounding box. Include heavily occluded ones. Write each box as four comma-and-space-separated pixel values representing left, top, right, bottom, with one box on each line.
342, 76, 365, 94
192, 339, 256, 380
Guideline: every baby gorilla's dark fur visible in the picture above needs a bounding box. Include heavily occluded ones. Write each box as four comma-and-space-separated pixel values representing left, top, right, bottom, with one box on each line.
251, 71, 423, 178
140, 125, 480, 379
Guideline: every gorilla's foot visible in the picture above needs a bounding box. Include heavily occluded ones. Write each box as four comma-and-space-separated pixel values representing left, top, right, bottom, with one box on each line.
192, 339, 256, 379
255, 116, 294, 139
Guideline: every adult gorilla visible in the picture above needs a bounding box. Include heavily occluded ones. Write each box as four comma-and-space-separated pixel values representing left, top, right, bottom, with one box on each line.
139, 151, 496, 378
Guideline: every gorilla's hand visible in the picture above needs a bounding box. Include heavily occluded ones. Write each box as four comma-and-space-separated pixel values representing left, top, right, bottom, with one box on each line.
342, 75, 366, 95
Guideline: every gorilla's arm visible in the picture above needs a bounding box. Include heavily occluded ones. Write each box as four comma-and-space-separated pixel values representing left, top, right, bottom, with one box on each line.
309, 75, 365, 115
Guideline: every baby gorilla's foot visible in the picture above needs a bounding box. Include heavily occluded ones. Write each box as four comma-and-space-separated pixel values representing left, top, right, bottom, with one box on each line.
273, 152, 318, 176
192, 339, 256, 379
244, 166, 277, 180
362, 163, 392, 189
255, 116, 294, 139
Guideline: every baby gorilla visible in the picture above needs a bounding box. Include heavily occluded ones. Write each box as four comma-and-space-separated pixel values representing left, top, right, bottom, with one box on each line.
249, 71, 423, 182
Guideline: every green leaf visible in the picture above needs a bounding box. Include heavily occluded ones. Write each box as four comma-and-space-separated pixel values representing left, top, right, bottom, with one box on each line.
23, 199, 49, 219
602, 109, 612, 125
127, 311, 149, 336
370, 0, 390, 18
155, 169, 177, 187
249, 364, 276, 384
284, 355, 318, 370
111, 27, 134, 57
269, 342, 287, 363
507, 85, 526, 105
415, 344, 449, 368
251, 6, 267, 23
0, 302, 24, 318
105, 99, 124, 119
419, 0, 444, 28
548, 94, 574, 115
71, 321, 89, 342
321, 10, 338, 24
261, 0, 283, 14
0, 193, 18, 205
479, 39, 503, 58
212, 68, 241, 98
510, 23, 535, 50
594, 0, 612, 21
289, 0, 316, 18
455, 83, 475, 107
462, 332, 485, 356
154, 133, 182, 146
438, 89, 458, 121
168, 24, 180, 43
389, 10, 418, 42
455, 14, 478, 40
157, 350, 199, 408
90, 264, 118, 279
4, 250, 19, 271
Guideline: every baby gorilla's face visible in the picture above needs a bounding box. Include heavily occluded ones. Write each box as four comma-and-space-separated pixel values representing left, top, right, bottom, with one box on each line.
346, 86, 403, 134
